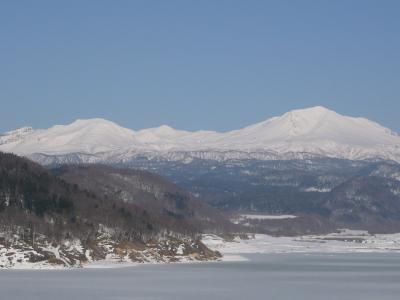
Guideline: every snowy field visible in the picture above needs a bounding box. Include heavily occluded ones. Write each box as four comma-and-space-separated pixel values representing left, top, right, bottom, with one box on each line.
230, 213, 298, 225
237, 214, 298, 220
203, 229, 400, 261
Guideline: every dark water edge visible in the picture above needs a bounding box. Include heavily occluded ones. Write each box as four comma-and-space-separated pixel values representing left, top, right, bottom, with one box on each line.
1, 253, 400, 300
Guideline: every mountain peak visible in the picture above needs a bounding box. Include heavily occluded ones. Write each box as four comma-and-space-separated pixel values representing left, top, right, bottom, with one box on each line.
69, 118, 121, 127
155, 125, 176, 133
298, 105, 331, 112
240, 106, 337, 138
284, 106, 334, 117
134, 125, 187, 145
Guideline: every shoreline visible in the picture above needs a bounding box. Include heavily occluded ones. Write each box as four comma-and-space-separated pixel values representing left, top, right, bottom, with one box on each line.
3, 229, 400, 270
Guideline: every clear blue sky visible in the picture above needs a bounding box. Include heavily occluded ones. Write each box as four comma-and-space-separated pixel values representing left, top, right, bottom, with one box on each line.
1, 0, 399, 133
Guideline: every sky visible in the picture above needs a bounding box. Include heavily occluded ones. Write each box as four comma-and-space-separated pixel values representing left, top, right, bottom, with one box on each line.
0, 0, 399, 133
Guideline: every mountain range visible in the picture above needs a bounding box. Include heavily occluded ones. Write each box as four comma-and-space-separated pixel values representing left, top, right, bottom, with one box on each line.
1, 106, 400, 164
2, 106, 400, 236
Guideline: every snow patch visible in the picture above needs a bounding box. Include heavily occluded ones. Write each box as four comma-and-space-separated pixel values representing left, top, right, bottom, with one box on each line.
303, 187, 331, 193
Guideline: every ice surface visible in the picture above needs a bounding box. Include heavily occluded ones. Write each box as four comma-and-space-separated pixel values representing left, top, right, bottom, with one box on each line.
1, 253, 400, 300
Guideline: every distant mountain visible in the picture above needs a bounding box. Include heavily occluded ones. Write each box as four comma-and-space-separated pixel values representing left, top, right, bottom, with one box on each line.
1, 106, 400, 163
0, 118, 139, 155
149, 157, 400, 233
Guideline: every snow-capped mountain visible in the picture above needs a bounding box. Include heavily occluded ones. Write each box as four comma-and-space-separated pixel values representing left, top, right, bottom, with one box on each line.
1, 106, 400, 164
0, 118, 141, 155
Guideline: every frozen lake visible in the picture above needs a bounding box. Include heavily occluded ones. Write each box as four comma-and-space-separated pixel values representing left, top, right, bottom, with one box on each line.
1, 253, 400, 300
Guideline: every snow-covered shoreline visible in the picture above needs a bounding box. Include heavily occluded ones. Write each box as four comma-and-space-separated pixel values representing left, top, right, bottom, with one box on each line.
0, 231, 220, 270
0, 252, 217, 270
4, 229, 400, 269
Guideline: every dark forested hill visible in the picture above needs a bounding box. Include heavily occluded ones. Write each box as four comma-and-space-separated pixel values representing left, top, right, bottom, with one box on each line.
0, 152, 159, 241
325, 175, 400, 232
0, 153, 221, 268
54, 164, 231, 234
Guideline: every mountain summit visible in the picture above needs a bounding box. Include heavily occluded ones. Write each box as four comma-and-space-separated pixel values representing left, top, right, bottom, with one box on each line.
214, 106, 399, 151
1, 106, 400, 163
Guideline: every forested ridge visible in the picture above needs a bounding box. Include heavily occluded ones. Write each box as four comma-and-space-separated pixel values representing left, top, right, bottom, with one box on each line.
0, 152, 222, 267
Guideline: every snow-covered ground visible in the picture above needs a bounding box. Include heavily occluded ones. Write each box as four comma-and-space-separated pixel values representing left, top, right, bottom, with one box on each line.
238, 214, 297, 220
4, 229, 400, 269
202, 229, 400, 261
0, 241, 211, 270
0, 228, 219, 269
230, 214, 298, 226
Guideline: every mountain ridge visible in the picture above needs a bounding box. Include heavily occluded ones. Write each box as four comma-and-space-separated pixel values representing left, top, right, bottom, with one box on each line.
1, 106, 400, 163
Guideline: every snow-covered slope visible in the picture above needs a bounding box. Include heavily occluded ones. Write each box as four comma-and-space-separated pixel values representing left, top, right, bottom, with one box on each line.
0, 118, 140, 155
216, 106, 399, 149
1, 106, 400, 163
206, 106, 400, 160
0, 126, 34, 145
